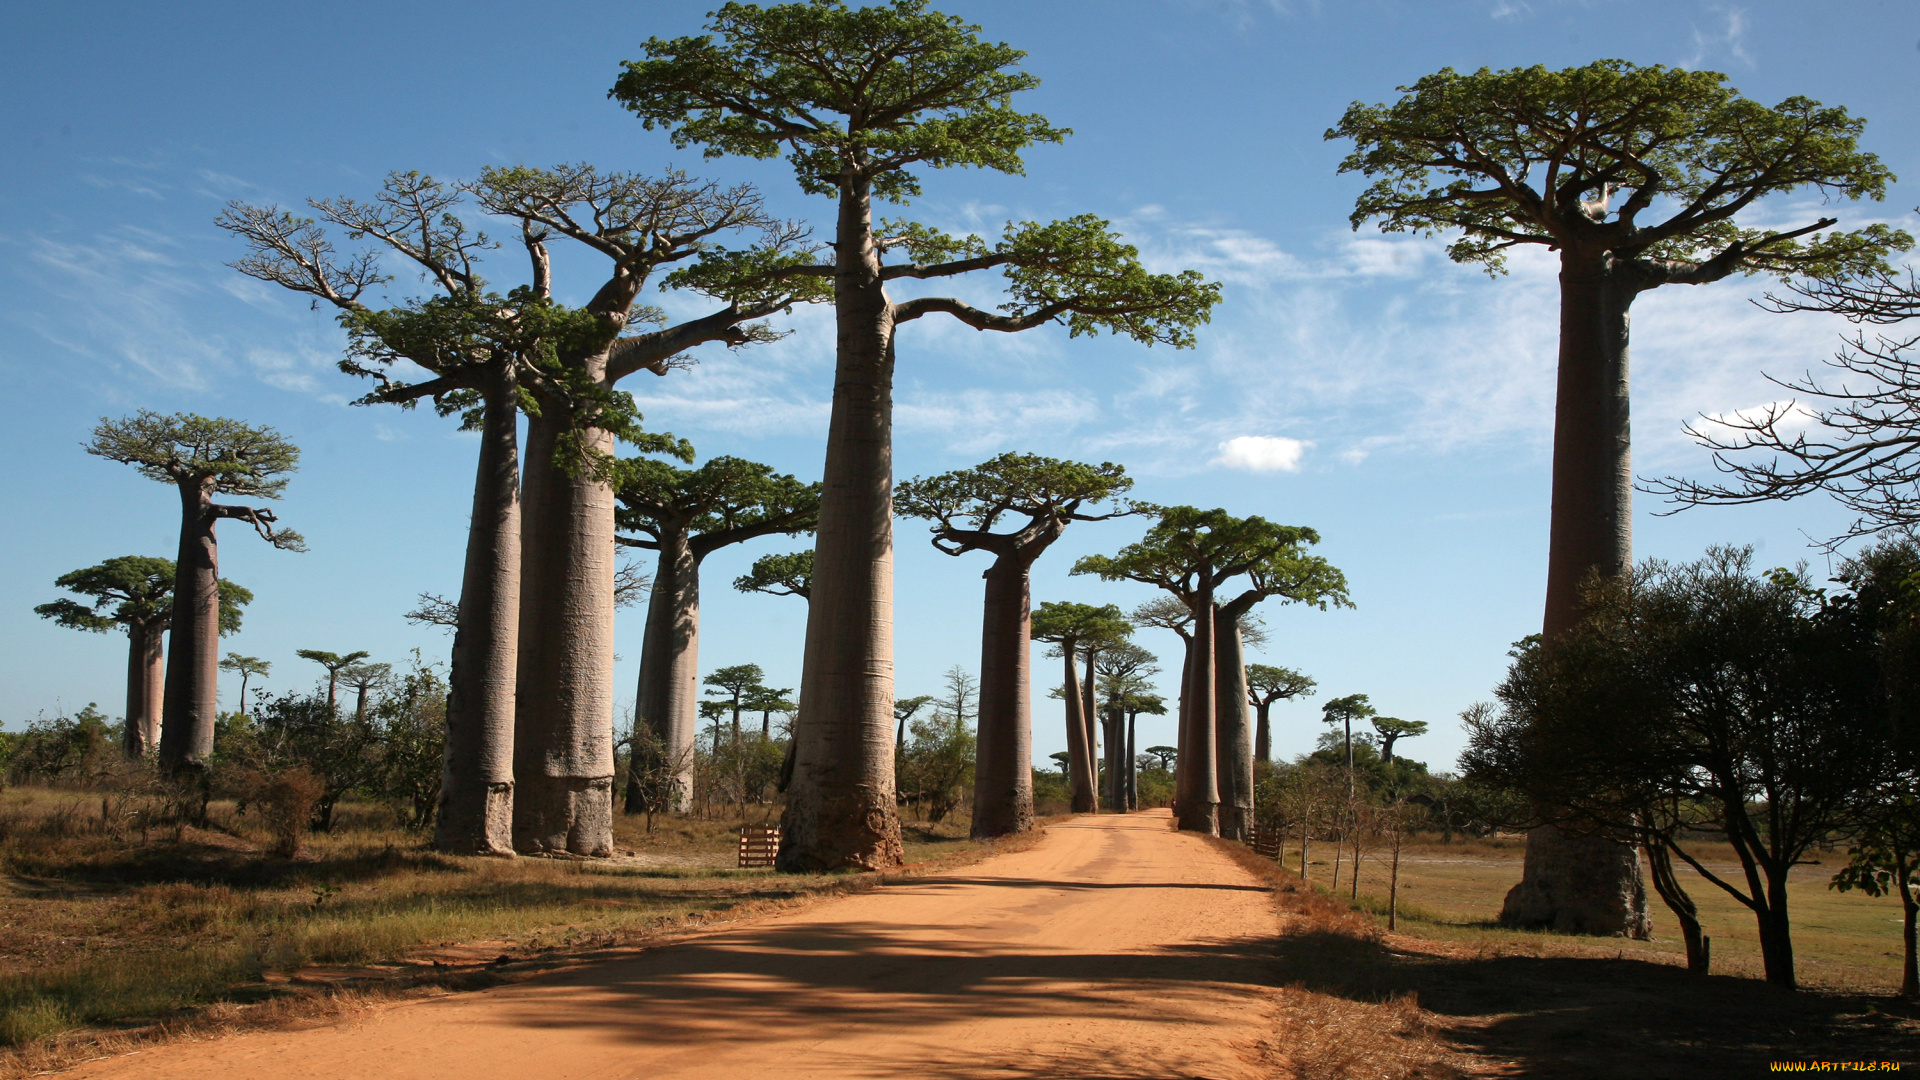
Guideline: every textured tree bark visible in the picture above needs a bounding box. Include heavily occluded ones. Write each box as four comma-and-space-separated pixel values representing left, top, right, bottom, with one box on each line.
1502, 254, 1653, 938
124, 620, 164, 758
779, 174, 903, 872
1213, 611, 1254, 842
434, 374, 519, 857
1080, 648, 1101, 811
1645, 840, 1707, 973
1253, 699, 1272, 763
1124, 710, 1137, 810
1171, 635, 1192, 821
159, 478, 220, 776
972, 554, 1035, 838
513, 410, 617, 857
629, 522, 700, 813
1061, 646, 1095, 814
1177, 576, 1219, 834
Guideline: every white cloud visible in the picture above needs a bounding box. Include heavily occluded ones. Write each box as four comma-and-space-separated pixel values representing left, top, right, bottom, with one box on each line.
1214, 435, 1310, 472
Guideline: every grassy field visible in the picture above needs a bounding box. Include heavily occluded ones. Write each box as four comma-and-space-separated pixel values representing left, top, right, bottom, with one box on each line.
1279, 834, 1910, 993
0, 783, 987, 1059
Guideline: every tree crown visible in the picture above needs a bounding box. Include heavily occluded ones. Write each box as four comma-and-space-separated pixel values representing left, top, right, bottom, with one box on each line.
734, 549, 813, 599
1030, 600, 1131, 649
1321, 693, 1377, 726
897, 453, 1140, 556
1246, 663, 1317, 705
1074, 506, 1350, 613
37, 558, 250, 636
616, 456, 819, 551
88, 411, 300, 498
1331, 60, 1906, 278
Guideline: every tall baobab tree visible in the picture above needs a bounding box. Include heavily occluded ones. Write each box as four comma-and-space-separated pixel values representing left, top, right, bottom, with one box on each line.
614, 0, 1220, 871
897, 453, 1141, 836
221, 167, 816, 857
87, 413, 303, 779
342, 661, 393, 721
1092, 642, 1159, 812
219, 653, 270, 721
617, 457, 818, 811
1321, 694, 1376, 799
1371, 715, 1428, 764
1332, 59, 1903, 935
1246, 663, 1316, 763
1030, 602, 1130, 814
37, 557, 249, 757
1076, 508, 1347, 836
298, 650, 371, 714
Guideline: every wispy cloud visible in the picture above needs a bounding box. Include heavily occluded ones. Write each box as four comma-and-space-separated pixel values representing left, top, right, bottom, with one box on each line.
1215, 435, 1311, 472
1683, 5, 1754, 69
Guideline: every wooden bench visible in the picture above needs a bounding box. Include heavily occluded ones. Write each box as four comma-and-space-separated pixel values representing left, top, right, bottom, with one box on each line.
738, 824, 781, 867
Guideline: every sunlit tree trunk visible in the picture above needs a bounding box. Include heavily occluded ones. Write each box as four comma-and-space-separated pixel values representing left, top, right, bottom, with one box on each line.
1177, 572, 1219, 834
972, 553, 1035, 837
779, 174, 903, 871
1503, 253, 1652, 938
124, 619, 164, 758
435, 373, 519, 856
1061, 645, 1095, 813
629, 522, 700, 813
159, 478, 220, 776
1213, 607, 1254, 841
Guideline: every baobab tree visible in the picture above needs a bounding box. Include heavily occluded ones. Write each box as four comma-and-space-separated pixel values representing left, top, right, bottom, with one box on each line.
1076, 508, 1347, 835
1092, 642, 1159, 812
297, 650, 370, 715
617, 457, 818, 811
734, 551, 812, 600
37, 557, 249, 757
614, 0, 1220, 871
1031, 602, 1131, 815
1371, 715, 1428, 764
1332, 59, 1903, 934
342, 661, 393, 721
896, 453, 1141, 835
222, 167, 816, 857
894, 695, 934, 754
1246, 663, 1316, 763
87, 413, 303, 778
218, 653, 270, 720
1321, 694, 1376, 798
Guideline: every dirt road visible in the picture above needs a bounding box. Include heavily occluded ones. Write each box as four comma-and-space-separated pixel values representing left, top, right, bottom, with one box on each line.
73, 812, 1282, 1079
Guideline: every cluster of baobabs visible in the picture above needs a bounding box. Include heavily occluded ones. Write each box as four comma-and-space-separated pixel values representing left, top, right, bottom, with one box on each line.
43, 0, 1920, 898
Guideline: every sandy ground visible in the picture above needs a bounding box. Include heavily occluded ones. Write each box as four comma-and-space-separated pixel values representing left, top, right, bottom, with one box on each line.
69, 811, 1282, 1080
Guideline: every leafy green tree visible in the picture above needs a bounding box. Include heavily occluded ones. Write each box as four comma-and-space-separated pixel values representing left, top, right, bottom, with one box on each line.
747, 684, 797, 739
296, 650, 371, 715
6, 704, 115, 786
249, 691, 384, 832
1075, 507, 1348, 836
704, 663, 768, 745
37, 557, 248, 757
1245, 663, 1315, 764
219, 653, 270, 721
88, 412, 302, 780
893, 695, 935, 752
341, 661, 393, 721
1092, 642, 1158, 812
614, 0, 1220, 872
1319, 694, 1375, 799
1030, 602, 1131, 814
617, 457, 818, 812
1332, 59, 1905, 933
377, 655, 449, 830
897, 453, 1141, 835
1370, 716, 1427, 764
734, 550, 813, 600
900, 668, 978, 825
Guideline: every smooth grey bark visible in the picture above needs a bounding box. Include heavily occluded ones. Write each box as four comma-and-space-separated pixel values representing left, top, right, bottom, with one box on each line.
1124, 708, 1137, 810
1176, 571, 1219, 834
1253, 694, 1273, 763
1059, 642, 1095, 814
630, 523, 700, 813
1080, 647, 1101, 811
1213, 608, 1254, 842
125, 619, 165, 758
780, 175, 903, 872
1502, 254, 1653, 938
434, 368, 519, 856
514, 409, 618, 856
159, 479, 221, 775
972, 554, 1036, 838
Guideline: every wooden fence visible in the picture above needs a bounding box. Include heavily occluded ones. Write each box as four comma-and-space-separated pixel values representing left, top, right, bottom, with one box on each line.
738, 824, 781, 867
1246, 825, 1282, 860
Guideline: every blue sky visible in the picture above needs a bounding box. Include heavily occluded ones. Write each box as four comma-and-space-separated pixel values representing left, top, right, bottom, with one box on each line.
3, 1, 1915, 774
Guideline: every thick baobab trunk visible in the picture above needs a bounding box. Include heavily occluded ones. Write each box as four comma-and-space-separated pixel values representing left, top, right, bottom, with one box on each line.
972, 554, 1035, 838
1103, 703, 1125, 812
513, 410, 618, 857
628, 524, 701, 813
1061, 646, 1095, 813
124, 619, 164, 758
779, 176, 903, 872
1503, 254, 1652, 938
1171, 634, 1192, 820
159, 479, 220, 776
1177, 579, 1219, 834
1213, 610, 1254, 842
434, 378, 519, 856
1124, 710, 1137, 810
1079, 648, 1101, 810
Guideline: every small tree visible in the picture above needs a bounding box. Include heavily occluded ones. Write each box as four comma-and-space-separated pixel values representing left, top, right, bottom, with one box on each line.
1245, 663, 1315, 763
296, 650, 371, 715
734, 550, 813, 600
1370, 716, 1428, 765
379, 655, 448, 829
87, 412, 303, 780
897, 453, 1141, 835
1320, 694, 1376, 799
219, 653, 270, 721
704, 663, 769, 746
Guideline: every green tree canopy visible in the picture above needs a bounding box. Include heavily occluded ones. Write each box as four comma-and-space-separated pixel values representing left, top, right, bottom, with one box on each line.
734, 549, 813, 600
616, 456, 819, 553
87, 412, 305, 550
36, 556, 251, 637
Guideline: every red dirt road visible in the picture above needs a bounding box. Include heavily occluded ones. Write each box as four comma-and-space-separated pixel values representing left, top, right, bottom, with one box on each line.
73, 812, 1283, 1079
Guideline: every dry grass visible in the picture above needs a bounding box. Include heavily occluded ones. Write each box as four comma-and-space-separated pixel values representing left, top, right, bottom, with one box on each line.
0, 784, 998, 1073
1226, 835, 1920, 1078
